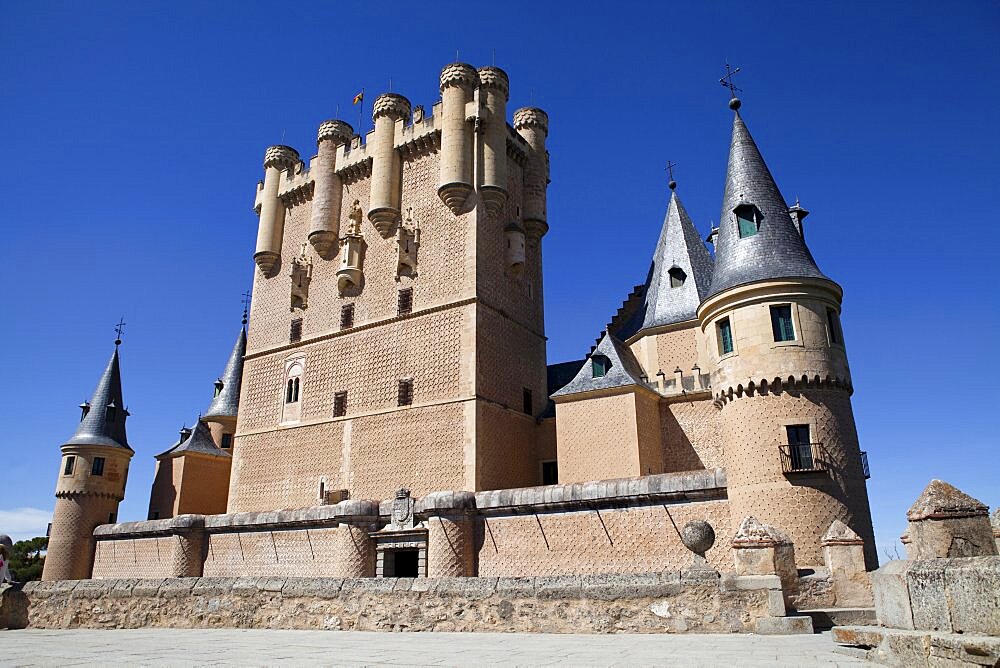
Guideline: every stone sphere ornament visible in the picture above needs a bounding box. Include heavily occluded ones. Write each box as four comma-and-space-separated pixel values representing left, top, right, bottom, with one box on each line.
681, 520, 716, 559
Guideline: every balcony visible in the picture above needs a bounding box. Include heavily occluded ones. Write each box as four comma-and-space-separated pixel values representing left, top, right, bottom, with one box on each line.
861, 451, 871, 479
779, 442, 827, 474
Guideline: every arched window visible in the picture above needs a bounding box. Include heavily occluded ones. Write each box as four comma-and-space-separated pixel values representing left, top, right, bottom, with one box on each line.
292, 377, 300, 402
285, 379, 295, 404
668, 267, 687, 288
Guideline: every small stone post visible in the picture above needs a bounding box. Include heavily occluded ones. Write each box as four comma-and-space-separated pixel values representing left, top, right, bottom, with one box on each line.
731, 516, 799, 603
821, 520, 872, 607
905, 479, 997, 559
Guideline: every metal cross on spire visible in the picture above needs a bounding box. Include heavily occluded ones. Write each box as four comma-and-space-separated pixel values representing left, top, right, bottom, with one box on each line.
719, 62, 743, 110
114, 316, 126, 346
241, 291, 251, 325
666, 160, 679, 191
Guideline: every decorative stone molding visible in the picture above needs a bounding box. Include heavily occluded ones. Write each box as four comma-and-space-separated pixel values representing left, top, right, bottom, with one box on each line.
713, 373, 853, 407
822, 519, 865, 547
289, 243, 312, 311
337, 200, 365, 293
477, 66, 510, 100
371, 93, 411, 122
316, 119, 354, 145
263, 145, 299, 171
513, 107, 549, 135
907, 479, 989, 521
396, 207, 419, 276
904, 480, 997, 560
439, 62, 478, 91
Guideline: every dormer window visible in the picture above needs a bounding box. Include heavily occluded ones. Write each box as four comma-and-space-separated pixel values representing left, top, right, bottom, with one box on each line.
79, 402, 90, 422
592, 355, 609, 378
213, 379, 224, 397
734, 204, 761, 238
668, 267, 687, 288
105, 402, 117, 422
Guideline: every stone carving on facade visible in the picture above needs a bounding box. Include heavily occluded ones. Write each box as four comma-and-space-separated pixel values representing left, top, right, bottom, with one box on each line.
289, 243, 313, 311
337, 200, 365, 294
396, 207, 420, 277
389, 488, 415, 531
412, 105, 424, 124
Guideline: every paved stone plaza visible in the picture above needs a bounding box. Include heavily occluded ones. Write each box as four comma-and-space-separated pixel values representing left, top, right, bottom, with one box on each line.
0, 629, 865, 666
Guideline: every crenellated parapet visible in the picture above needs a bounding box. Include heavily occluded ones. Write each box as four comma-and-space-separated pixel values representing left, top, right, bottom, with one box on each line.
439, 62, 479, 92
513, 106, 549, 134
713, 373, 853, 408
262, 145, 300, 171
371, 93, 412, 122
317, 119, 354, 145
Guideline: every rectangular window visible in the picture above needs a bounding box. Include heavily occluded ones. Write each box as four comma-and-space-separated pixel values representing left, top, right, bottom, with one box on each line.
522, 387, 533, 415
333, 391, 347, 417
735, 204, 760, 238
591, 356, 607, 378
290, 318, 303, 343
397, 379, 413, 407
221, 433, 233, 449
786, 424, 814, 470
63, 456, 75, 475
341, 304, 355, 329
717, 317, 734, 355
92, 457, 106, 476
541, 460, 558, 485
827, 308, 842, 345
770, 305, 795, 342
397, 288, 413, 316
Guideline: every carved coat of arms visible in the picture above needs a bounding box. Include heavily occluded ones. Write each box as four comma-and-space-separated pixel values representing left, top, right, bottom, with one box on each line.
390, 488, 415, 530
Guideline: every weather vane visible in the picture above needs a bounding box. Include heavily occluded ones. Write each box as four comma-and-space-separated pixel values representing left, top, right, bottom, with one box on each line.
114, 316, 126, 346
719, 62, 743, 109
241, 291, 251, 325
666, 160, 678, 190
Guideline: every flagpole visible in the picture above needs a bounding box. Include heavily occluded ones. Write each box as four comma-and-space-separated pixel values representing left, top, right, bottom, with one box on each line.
358, 88, 365, 140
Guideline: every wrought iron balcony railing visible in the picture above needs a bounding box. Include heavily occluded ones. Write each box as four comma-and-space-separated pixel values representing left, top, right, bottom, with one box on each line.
860, 451, 871, 479
779, 442, 827, 474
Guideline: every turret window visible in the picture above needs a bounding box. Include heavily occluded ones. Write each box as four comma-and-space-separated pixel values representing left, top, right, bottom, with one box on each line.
63, 456, 75, 475
668, 267, 687, 288
105, 404, 117, 422
827, 308, 843, 345
717, 318, 734, 355
592, 355, 609, 378
333, 391, 347, 417
92, 457, 106, 476
734, 204, 761, 238
770, 305, 796, 342
221, 433, 233, 449
214, 380, 224, 397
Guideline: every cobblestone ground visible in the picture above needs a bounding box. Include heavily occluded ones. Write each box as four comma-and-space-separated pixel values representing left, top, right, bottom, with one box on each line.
0, 629, 867, 666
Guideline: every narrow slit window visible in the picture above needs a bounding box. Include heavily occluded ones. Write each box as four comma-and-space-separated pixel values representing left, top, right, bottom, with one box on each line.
292, 377, 300, 403
397, 288, 413, 316
333, 391, 347, 417
341, 304, 355, 329
397, 378, 413, 406
522, 387, 533, 415
668, 267, 686, 288
770, 305, 795, 342
541, 460, 558, 485
717, 317, 734, 355
285, 379, 295, 404
290, 318, 303, 343
91, 457, 106, 476
220, 433, 233, 449
827, 308, 843, 345
734, 204, 760, 238
63, 456, 75, 475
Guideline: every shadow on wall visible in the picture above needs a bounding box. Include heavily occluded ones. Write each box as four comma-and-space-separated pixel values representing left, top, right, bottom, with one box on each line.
659, 403, 705, 473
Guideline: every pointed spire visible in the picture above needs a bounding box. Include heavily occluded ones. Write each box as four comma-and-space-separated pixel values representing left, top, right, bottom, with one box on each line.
63, 346, 131, 451
707, 106, 829, 298
633, 189, 714, 333
156, 419, 230, 459
551, 332, 650, 398
204, 326, 247, 419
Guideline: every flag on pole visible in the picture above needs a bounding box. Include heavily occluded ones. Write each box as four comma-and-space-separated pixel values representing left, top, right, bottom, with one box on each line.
353, 90, 364, 105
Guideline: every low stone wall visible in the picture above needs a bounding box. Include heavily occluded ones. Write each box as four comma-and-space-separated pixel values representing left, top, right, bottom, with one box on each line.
7, 572, 801, 634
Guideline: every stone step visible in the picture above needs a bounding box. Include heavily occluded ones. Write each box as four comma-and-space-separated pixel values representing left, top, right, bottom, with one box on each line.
799, 607, 875, 630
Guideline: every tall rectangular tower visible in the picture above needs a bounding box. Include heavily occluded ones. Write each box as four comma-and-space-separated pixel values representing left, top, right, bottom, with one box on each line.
228, 64, 550, 511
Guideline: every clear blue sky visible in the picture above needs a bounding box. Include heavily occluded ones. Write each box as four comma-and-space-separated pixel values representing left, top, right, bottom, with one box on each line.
1, 1, 997, 557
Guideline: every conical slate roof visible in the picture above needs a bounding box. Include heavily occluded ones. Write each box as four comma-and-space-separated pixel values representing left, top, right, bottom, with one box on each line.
627, 191, 714, 336
157, 419, 230, 459
204, 327, 246, 419
707, 109, 829, 298
63, 346, 132, 451
551, 332, 650, 398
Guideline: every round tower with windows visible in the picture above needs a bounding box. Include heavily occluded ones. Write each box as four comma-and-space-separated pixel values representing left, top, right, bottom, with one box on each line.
697, 97, 876, 568
42, 342, 134, 580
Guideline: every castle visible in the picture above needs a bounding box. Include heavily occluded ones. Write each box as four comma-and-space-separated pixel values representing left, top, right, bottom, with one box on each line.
41, 63, 876, 584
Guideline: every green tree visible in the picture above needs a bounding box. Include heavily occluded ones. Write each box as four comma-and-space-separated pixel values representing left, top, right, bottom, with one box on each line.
8, 536, 48, 582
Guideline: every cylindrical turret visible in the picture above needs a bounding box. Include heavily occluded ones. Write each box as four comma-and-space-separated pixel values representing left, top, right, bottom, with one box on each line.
43, 445, 132, 580
513, 107, 549, 241
368, 93, 410, 236
698, 280, 876, 568
437, 62, 478, 214
254, 145, 300, 275
477, 66, 509, 218
308, 120, 354, 258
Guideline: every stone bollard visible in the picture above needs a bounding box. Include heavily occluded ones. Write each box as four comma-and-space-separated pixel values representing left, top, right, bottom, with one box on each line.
331, 500, 379, 578
731, 516, 799, 603
417, 491, 477, 577
905, 479, 997, 559
821, 520, 873, 607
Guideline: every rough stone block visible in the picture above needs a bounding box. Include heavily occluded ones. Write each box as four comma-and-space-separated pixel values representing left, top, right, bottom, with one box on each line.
536, 575, 583, 599
407, 577, 439, 593
192, 577, 233, 597
906, 559, 951, 632
256, 577, 285, 594
831, 625, 884, 648
132, 578, 166, 597
108, 579, 139, 598
230, 577, 261, 595
871, 560, 914, 630
495, 577, 535, 597
582, 572, 667, 600
754, 615, 814, 635
943, 556, 1000, 636
158, 578, 197, 598
766, 589, 786, 616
